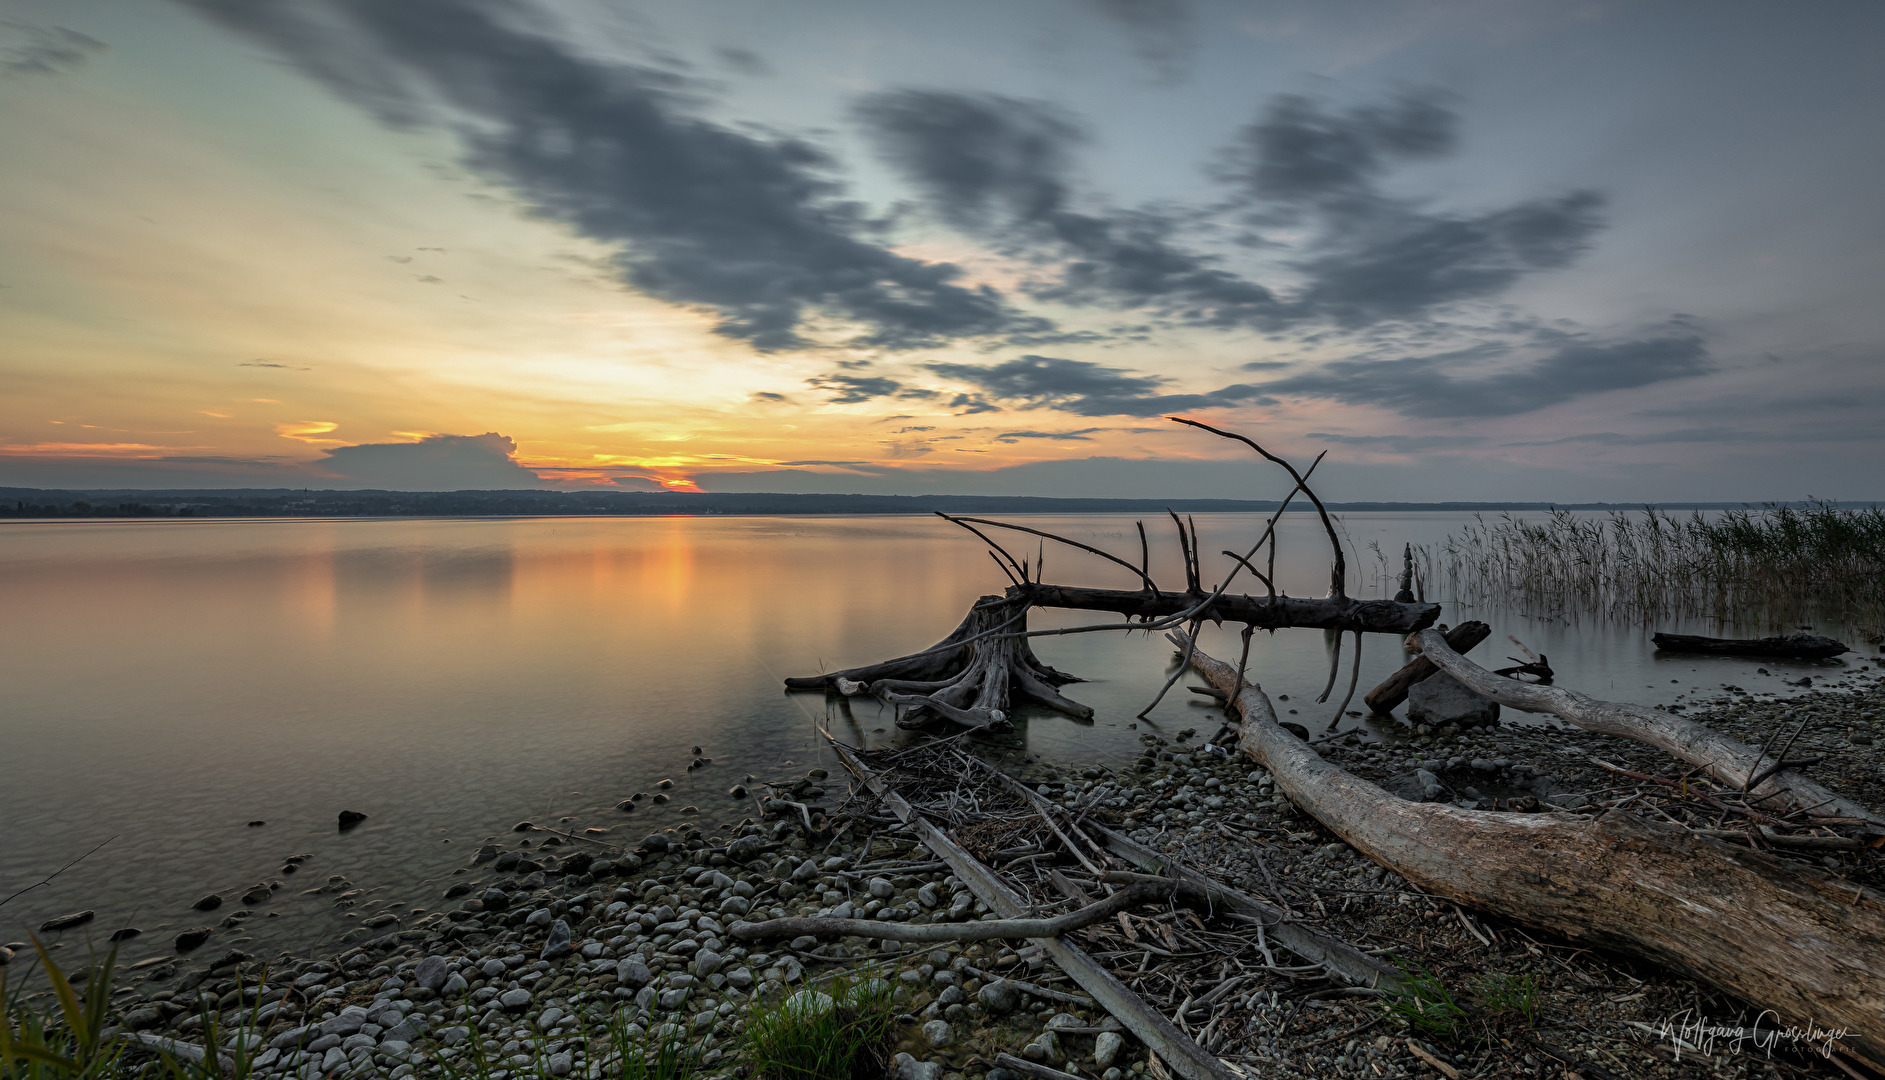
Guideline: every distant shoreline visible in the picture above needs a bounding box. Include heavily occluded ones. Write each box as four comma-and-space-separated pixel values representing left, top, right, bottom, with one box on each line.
3, 488, 1877, 520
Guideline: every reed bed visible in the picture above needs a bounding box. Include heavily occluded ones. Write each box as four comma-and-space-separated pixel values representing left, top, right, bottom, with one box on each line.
1413, 503, 1885, 633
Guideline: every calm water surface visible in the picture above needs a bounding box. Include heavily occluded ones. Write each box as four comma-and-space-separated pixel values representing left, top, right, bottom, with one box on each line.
1, 514, 1873, 962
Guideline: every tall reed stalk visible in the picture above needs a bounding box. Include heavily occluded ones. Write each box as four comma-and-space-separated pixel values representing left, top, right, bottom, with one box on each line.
1414, 503, 1885, 632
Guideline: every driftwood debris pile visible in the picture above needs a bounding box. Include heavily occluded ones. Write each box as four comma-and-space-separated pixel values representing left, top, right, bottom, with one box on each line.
783, 418, 1885, 1078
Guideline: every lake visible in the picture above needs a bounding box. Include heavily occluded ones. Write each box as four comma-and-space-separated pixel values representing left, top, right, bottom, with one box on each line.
1, 512, 1873, 963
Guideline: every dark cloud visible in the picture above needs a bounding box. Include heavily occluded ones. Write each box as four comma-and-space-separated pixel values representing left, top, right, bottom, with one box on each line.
1294, 192, 1605, 326
1219, 92, 1607, 326
180, 0, 1032, 351
950, 393, 1001, 415
749, 391, 789, 403
1500, 430, 1727, 447
318, 432, 544, 489
1306, 432, 1489, 451
1081, 0, 1195, 82
1230, 92, 1456, 206
856, 90, 1283, 330
0, 19, 106, 76
929, 354, 1278, 417
994, 428, 1102, 443
808, 373, 901, 404
1260, 325, 1711, 418
239, 359, 309, 370
1241, 360, 1294, 370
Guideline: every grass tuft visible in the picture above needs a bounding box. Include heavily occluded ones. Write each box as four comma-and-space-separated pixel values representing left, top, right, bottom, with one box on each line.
741, 974, 898, 1080
1376, 965, 1467, 1041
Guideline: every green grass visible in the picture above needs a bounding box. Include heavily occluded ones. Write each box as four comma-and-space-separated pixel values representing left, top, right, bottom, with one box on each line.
1469, 973, 1539, 1027
1415, 503, 1885, 632
1375, 965, 1467, 1041
740, 974, 897, 1080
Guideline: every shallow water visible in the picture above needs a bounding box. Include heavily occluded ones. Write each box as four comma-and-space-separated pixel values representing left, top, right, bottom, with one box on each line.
0, 513, 1873, 964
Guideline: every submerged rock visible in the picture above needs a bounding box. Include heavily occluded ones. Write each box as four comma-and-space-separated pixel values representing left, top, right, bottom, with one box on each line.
1407, 673, 1500, 728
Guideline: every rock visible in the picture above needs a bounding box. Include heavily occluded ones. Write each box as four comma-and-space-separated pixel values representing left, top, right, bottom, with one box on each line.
916, 884, 940, 908
921, 1019, 955, 1049
174, 927, 212, 951
438, 1026, 471, 1047
441, 972, 467, 996
693, 949, 724, 977
1022, 1030, 1064, 1065
192, 894, 223, 912
1095, 1031, 1125, 1068
540, 919, 573, 959
1045, 1013, 1083, 1030
977, 980, 1020, 1015
338, 810, 368, 829
641, 834, 671, 853
1407, 672, 1501, 728
782, 990, 834, 1017
525, 908, 554, 928
480, 888, 511, 912
615, 958, 652, 988
206, 948, 250, 971
107, 927, 141, 943
412, 955, 449, 992
893, 1053, 944, 1080
319, 1007, 369, 1037
725, 967, 754, 990
497, 987, 531, 1012
547, 1051, 573, 1076
726, 835, 765, 862
790, 860, 820, 883
37, 911, 94, 932
241, 885, 272, 905
867, 877, 895, 899
1414, 769, 1447, 802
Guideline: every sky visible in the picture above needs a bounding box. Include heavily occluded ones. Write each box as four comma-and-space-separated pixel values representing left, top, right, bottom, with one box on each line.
2, 0, 1882, 501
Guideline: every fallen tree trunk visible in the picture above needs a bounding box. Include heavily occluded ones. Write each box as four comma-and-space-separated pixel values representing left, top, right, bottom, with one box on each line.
1016, 583, 1439, 634
1181, 632, 1885, 1071
1414, 629, 1884, 830
1363, 620, 1491, 715
1652, 631, 1850, 660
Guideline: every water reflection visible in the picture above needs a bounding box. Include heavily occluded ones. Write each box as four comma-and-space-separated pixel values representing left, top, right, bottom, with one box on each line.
0, 513, 1872, 965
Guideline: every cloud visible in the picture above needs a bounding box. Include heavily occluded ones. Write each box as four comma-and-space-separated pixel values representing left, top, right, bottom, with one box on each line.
1081, 0, 1195, 82
749, 391, 790, 403
808, 373, 901, 404
1306, 432, 1489, 451
1229, 92, 1456, 206
714, 46, 770, 76
0, 19, 106, 76
1501, 428, 1734, 448
1240, 360, 1294, 371
929, 354, 1278, 417
239, 359, 309, 370
317, 432, 544, 489
275, 420, 343, 444
1221, 92, 1607, 325
1259, 324, 1712, 418
180, 0, 1034, 351
855, 90, 1283, 330
993, 428, 1102, 443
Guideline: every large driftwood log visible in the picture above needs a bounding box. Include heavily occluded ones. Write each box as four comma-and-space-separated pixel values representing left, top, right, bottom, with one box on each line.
1181, 633, 1885, 1070
1014, 584, 1440, 635
1415, 629, 1884, 830
1363, 620, 1491, 714
1652, 631, 1850, 660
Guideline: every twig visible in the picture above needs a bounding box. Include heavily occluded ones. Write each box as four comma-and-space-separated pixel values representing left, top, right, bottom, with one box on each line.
0, 835, 117, 910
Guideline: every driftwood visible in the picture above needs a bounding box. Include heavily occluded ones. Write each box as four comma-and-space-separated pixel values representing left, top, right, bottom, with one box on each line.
1415, 630, 1884, 831
1181, 631, 1885, 1070
826, 739, 1240, 1080
788, 418, 1438, 729
1362, 620, 1490, 714
1652, 631, 1850, 660
730, 883, 1168, 942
